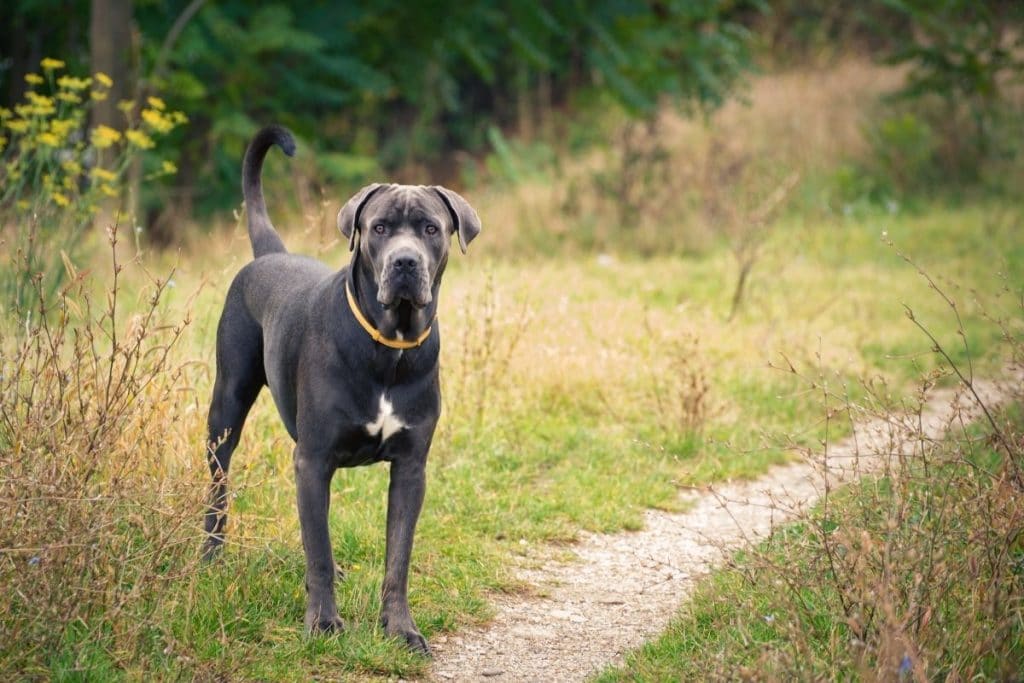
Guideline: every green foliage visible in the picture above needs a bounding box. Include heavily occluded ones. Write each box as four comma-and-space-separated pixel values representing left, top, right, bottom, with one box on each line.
755, 0, 903, 60
880, 0, 1023, 107
876, 0, 1024, 184
2, 1, 761, 227
481, 125, 558, 186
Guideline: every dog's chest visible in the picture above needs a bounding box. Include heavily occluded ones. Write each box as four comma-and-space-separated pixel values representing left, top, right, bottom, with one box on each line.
365, 394, 406, 442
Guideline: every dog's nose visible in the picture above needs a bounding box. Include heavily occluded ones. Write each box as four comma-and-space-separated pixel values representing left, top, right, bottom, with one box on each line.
391, 254, 419, 273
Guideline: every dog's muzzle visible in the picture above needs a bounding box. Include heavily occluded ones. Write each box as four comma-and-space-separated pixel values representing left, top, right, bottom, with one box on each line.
378, 248, 432, 308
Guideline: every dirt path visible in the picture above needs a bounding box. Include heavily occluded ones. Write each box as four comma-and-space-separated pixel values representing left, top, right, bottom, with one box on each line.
428, 378, 1013, 681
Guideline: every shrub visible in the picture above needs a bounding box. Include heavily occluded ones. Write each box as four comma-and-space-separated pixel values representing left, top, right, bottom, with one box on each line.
0, 227, 201, 676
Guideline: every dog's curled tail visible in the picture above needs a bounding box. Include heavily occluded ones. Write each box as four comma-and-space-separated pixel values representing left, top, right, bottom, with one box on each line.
242, 125, 296, 259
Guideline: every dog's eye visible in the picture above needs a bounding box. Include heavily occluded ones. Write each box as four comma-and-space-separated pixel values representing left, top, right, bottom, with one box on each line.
424, 224, 438, 235
372, 224, 386, 235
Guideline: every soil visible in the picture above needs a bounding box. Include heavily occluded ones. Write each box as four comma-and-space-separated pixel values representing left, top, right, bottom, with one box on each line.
428, 378, 1013, 682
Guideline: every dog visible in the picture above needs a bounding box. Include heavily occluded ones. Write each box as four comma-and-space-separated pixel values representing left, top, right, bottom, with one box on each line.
201, 125, 479, 655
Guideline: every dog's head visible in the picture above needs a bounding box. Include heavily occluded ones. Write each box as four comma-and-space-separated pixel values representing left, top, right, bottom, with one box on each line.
337, 184, 480, 309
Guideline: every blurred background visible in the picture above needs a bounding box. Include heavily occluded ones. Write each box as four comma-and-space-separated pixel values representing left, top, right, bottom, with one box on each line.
3, 1, 1021, 251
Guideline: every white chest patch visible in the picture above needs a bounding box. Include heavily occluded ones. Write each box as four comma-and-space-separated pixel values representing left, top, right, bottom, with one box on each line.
365, 395, 406, 442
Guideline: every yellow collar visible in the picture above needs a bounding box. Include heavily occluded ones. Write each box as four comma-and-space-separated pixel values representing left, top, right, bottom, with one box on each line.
345, 280, 433, 350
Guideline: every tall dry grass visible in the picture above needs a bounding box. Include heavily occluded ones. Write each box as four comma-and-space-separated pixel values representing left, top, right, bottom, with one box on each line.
0, 226, 204, 676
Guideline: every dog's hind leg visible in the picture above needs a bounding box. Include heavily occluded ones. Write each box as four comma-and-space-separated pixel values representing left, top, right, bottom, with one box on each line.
202, 309, 265, 560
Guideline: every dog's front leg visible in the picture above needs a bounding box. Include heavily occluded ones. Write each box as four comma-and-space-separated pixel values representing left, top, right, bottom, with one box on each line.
295, 445, 344, 633
380, 456, 430, 655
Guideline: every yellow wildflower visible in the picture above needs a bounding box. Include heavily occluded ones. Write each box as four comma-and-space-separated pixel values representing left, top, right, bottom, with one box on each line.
99, 183, 119, 197
57, 75, 91, 91
91, 124, 122, 149
91, 167, 117, 182
62, 159, 82, 175
25, 73, 44, 85
50, 118, 76, 140
94, 72, 113, 88
27, 92, 54, 106
40, 58, 65, 71
125, 129, 154, 149
0, 107, 11, 120
24, 92, 56, 116
170, 110, 188, 125
7, 119, 29, 133
90, 89, 108, 101
141, 108, 174, 133
57, 91, 82, 104
147, 96, 166, 110
117, 99, 135, 115
52, 191, 71, 207
37, 131, 60, 147
161, 160, 178, 174
16, 199, 30, 211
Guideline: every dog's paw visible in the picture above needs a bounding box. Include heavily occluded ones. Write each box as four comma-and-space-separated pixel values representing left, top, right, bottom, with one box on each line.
200, 536, 224, 562
401, 630, 431, 657
305, 611, 345, 635
381, 614, 431, 656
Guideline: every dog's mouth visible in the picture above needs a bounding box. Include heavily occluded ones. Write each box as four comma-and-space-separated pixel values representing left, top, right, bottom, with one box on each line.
378, 284, 431, 310
378, 272, 431, 310
380, 295, 428, 311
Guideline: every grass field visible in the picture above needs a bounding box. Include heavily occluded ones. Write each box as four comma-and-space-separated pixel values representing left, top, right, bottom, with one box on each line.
2, 59, 1023, 679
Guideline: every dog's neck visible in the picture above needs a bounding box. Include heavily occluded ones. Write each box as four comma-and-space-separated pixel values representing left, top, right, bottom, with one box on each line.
348, 252, 439, 346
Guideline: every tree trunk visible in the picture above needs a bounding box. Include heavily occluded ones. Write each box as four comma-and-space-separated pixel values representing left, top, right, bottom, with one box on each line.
90, 0, 134, 232
516, 62, 533, 141
90, 0, 133, 135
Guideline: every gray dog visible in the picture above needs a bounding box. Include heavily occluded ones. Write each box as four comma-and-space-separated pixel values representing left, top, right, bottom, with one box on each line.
202, 125, 479, 655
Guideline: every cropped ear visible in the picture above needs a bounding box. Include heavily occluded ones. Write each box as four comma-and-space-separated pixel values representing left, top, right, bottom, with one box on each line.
431, 186, 481, 254
337, 183, 385, 251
